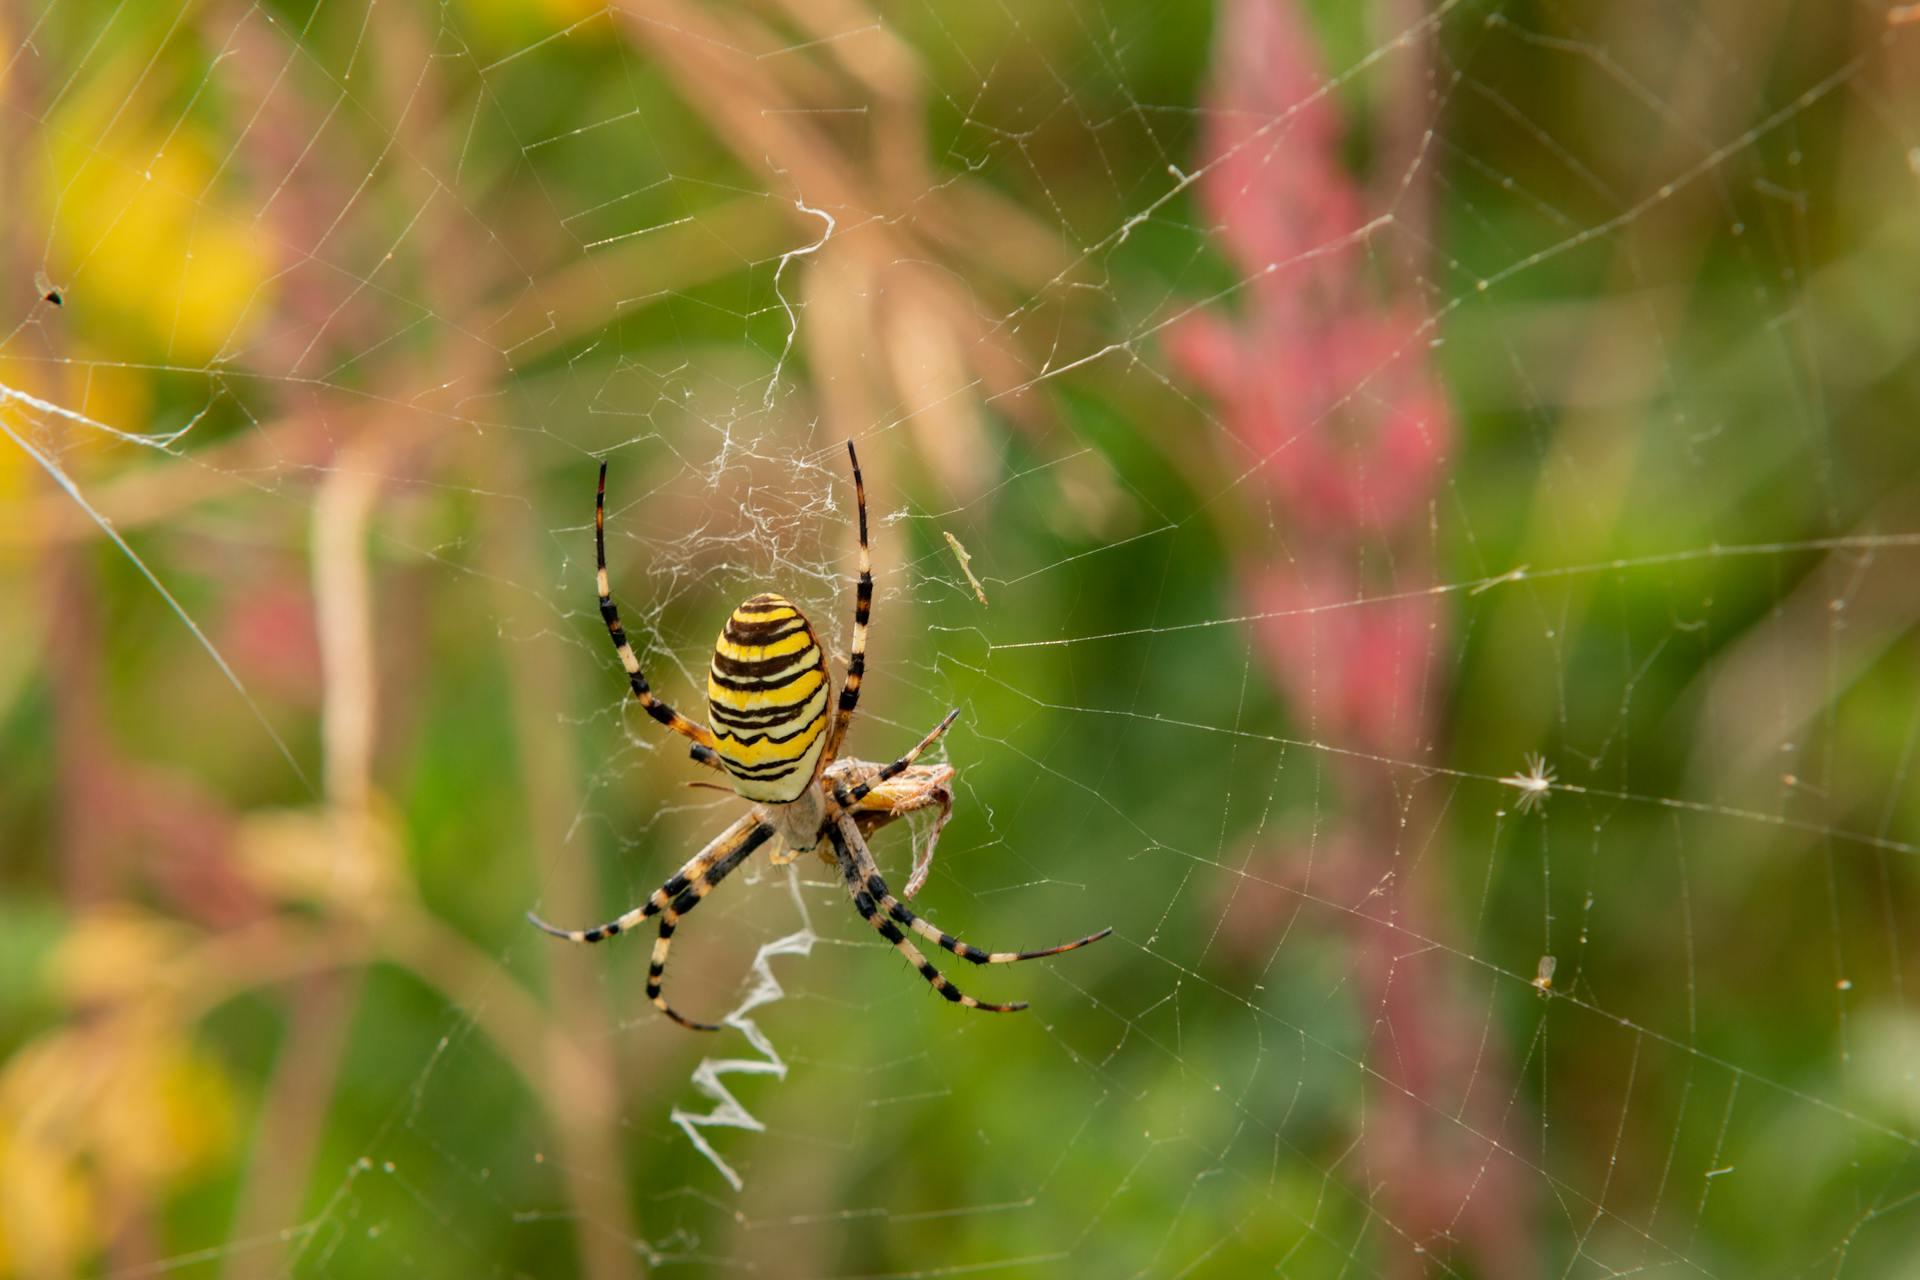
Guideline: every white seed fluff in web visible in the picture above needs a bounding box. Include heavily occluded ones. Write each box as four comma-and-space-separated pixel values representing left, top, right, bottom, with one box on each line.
1501, 752, 1556, 814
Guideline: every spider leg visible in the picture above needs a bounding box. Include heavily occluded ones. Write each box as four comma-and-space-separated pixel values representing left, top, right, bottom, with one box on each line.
835, 812, 1111, 965
596, 462, 722, 769
527, 814, 770, 943
645, 820, 774, 1031
832, 709, 960, 811
827, 818, 1023, 1013
822, 440, 871, 765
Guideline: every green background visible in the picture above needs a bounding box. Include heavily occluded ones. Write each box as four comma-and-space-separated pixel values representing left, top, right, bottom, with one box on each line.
1, 0, 1917, 1275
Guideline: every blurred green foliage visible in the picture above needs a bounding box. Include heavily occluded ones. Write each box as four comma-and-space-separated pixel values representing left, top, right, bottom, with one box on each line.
3, 0, 1920, 1276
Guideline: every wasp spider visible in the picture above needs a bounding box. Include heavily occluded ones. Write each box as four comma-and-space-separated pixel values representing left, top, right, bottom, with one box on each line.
529, 442, 1111, 1029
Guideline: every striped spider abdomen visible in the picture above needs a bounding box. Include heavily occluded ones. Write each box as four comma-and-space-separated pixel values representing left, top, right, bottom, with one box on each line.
706, 593, 831, 803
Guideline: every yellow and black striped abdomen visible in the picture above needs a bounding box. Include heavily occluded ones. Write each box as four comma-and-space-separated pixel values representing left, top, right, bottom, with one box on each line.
707, 593, 831, 803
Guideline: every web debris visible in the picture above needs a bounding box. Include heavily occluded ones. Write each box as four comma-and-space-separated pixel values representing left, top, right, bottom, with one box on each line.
1, 380, 209, 451
943, 530, 989, 606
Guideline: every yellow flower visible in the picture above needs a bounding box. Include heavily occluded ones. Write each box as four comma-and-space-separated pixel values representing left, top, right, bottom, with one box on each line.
40, 56, 271, 362
0, 912, 240, 1275
0, 1125, 95, 1277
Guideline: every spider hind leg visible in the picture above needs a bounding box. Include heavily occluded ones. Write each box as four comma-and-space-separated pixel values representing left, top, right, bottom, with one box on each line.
828, 819, 1030, 1014
528, 816, 775, 1032
835, 812, 1111, 967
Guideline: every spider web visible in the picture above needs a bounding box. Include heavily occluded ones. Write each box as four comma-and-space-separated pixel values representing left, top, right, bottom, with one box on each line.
3, 0, 1919, 1275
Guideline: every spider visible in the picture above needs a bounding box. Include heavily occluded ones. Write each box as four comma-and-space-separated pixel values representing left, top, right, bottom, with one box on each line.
529, 441, 1112, 1030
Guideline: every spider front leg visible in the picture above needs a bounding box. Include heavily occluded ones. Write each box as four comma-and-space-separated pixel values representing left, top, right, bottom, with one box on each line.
594, 462, 724, 771
832, 709, 961, 812
822, 439, 871, 765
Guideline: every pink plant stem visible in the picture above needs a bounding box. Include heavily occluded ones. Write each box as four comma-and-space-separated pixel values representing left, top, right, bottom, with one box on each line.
1169, 1, 1533, 1271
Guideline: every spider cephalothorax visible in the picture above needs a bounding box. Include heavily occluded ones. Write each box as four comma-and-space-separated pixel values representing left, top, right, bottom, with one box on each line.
529, 442, 1111, 1029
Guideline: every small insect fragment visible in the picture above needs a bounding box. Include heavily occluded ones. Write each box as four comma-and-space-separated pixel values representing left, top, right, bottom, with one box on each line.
1532, 955, 1556, 995
943, 531, 988, 606
34, 271, 62, 307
